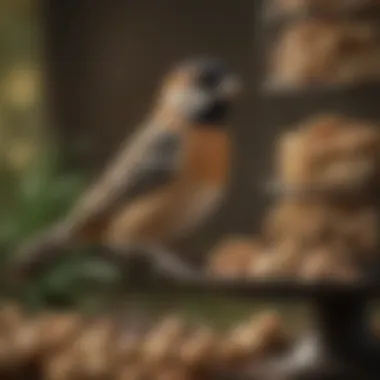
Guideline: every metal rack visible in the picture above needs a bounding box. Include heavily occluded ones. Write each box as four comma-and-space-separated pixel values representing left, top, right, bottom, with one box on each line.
125, 275, 380, 380
201, 2, 380, 378
7, 247, 380, 380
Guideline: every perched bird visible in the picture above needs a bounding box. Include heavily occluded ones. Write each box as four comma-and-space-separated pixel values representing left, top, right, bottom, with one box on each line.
10, 57, 241, 281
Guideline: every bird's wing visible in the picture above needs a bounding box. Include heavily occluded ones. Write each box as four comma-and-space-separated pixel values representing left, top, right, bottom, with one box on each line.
63, 124, 183, 237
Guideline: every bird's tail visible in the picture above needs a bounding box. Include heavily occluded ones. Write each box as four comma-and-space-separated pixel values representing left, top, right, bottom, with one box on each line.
95, 244, 202, 284
7, 223, 72, 284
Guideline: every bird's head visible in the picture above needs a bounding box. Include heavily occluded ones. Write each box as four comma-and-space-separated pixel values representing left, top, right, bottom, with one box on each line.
157, 57, 241, 126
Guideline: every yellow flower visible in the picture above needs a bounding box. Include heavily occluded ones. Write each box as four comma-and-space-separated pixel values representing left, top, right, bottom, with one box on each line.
5, 139, 38, 172
2, 66, 41, 108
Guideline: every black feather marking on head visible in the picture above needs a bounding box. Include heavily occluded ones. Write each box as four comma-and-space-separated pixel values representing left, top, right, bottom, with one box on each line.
192, 99, 231, 126
174, 56, 235, 126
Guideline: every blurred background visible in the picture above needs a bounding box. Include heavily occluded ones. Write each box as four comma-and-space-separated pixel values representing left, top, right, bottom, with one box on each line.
0, 0, 89, 308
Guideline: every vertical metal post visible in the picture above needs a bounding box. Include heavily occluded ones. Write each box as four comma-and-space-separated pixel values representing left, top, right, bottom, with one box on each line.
313, 294, 380, 378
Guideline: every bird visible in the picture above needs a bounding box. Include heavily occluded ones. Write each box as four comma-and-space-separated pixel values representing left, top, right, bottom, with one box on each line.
9, 57, 241, 282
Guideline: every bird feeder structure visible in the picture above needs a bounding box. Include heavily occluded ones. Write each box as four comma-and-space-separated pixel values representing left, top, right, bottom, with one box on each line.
36, 1, 380, 379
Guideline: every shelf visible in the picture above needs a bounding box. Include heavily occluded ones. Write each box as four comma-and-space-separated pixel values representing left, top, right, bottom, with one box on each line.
263, 5, 380, 26
259, 82, 380, 103
124, 277, 380, 300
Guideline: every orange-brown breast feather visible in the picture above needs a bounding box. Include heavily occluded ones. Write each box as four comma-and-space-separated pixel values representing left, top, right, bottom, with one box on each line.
104, 127, 230, 246
182, 128, 230, 185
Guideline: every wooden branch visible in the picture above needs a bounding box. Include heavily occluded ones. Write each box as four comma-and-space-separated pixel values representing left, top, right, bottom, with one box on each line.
5, 242, 380, 299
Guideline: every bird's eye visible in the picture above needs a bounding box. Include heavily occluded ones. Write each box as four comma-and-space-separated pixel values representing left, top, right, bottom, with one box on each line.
198, 69, 222, 89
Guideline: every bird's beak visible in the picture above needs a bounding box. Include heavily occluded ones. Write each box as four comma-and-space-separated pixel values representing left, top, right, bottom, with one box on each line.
218, 76, 242, 98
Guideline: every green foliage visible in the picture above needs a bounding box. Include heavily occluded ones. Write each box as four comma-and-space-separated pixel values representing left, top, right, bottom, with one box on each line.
0, 148, 82, 249
0, 143, 126, 310
0, 0, 119, 309
0, 144, 85, 303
